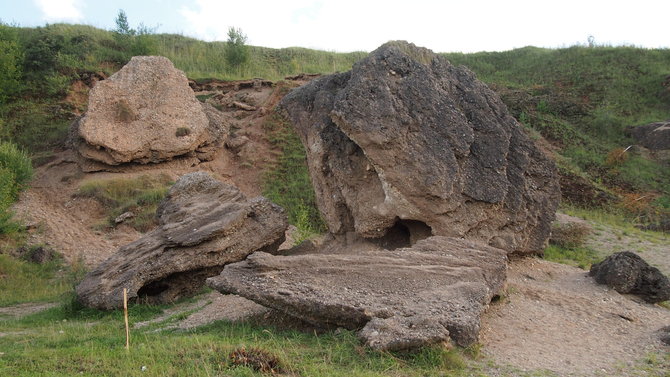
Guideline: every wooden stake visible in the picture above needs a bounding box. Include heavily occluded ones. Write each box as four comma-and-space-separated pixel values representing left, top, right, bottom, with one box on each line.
123, 288, 130, 350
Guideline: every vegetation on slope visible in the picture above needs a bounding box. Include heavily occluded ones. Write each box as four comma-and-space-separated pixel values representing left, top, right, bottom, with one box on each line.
75, 174, 173, 232
445, 46, 670, 221
0, 18, 669, 377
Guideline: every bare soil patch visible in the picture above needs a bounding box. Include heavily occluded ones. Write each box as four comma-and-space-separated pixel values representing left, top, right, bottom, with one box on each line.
480, 257, 670, 376
0, 302, 58, 319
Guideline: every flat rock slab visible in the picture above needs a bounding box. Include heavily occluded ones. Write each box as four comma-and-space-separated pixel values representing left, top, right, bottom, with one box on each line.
207, 236, 507, 350
76, 172, 287, 310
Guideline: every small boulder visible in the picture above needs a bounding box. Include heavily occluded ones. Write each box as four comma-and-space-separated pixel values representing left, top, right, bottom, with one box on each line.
76, 172, 288, 310
629, 120, 670, 151
207, 236, 507, 350
589, 251, 670, 303
73, 56, 227, 167
114, 211, 135, 224
659, 325, 670, 345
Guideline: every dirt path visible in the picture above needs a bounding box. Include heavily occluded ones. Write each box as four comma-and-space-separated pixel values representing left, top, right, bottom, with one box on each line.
480, 258, 670, 376
0, 302, 58, 319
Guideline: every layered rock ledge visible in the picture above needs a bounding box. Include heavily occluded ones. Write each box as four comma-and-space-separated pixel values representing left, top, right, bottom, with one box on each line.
76, 172, 287, 309
208, 236, 507, 350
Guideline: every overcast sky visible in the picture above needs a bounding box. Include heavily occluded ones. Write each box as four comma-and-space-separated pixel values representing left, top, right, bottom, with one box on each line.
1, 0, 668, 53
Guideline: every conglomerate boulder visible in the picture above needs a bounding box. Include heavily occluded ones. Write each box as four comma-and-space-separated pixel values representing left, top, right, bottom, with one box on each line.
76, 172, 287, 310
208, 236, 507, 350
73, 56, 226, 167
590, 251, 670, 303
278, 41, 560, 254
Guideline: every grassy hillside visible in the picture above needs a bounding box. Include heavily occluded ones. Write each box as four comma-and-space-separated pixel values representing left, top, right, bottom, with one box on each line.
445, 46, 670, 221
0, 23, 669, 228
0, 23, 365, 154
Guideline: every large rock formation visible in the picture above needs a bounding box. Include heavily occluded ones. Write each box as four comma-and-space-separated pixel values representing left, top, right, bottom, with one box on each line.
73, 56, 226, 167
589, 251, 670, 303
278, 41, 560, 254
76, 172, 287, 310
208, 236, 507, 350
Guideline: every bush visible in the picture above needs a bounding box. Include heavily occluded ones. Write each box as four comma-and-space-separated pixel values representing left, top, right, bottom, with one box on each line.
0, 141, 34, 192
0, 142, 32, 235
225, 27, 249, 74
0, 23, 23, 102
0, 169, 16, 233
549, 213, 592, 248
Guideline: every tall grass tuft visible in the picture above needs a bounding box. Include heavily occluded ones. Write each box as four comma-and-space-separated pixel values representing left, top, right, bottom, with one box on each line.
76, 174, 172, 232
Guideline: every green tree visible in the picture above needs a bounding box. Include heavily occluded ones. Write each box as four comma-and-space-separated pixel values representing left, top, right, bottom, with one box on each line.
112, 10, 157, 60
225, 27, 249, 74
114, 9, 135, 36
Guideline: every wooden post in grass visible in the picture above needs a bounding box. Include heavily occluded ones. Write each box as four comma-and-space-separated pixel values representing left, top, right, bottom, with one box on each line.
123, 288, 130, 350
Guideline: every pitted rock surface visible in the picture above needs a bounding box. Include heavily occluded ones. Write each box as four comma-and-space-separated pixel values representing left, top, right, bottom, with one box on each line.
74, 56, 226, 166
279, 41, 560, 254
76, 172, 287, 310
207, 236, 507, 350
629, 120, 670, 151
589, 251, 670, 303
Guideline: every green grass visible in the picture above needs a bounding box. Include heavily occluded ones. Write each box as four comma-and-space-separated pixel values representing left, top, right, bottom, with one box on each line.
0, 293, 476, 377
75, 174, 173, 232
0, 254, 79, 306
445, 46, 670, 214
542, 244, 600, 270
262, 111, 327, 241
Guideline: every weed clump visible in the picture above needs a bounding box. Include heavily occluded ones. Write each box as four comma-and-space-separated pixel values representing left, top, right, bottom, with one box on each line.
175, 127, 191, 137
550, 215, 592, 248
228, 347, 283, 374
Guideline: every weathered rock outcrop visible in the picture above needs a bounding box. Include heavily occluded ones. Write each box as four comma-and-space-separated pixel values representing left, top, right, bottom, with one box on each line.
589, 251, 670, 303
208, 236, 507, 350
72, 56, 227, 167
76, 172, 287, 310
279, 41, 560, 254
629, 120, 670, 151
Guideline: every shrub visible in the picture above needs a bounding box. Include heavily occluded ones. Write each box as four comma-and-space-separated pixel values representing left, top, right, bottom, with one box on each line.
549, 213, 592, 248
225, 27, 249, 73
0, 23, 23, 102
0, 141, 34, 192
0, 167, 19, 234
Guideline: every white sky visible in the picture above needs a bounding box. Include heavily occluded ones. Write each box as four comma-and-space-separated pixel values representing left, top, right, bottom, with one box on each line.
3, 0, 668, 52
